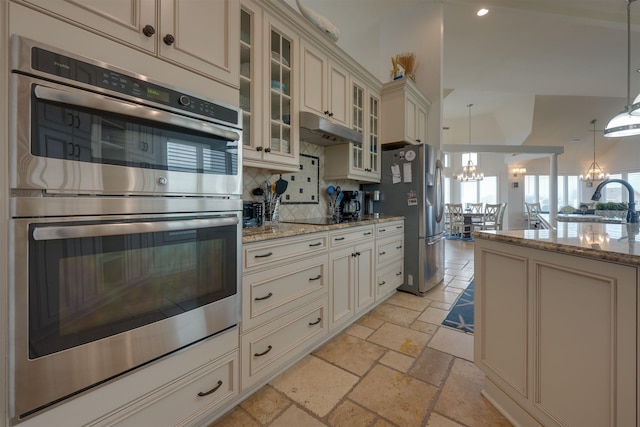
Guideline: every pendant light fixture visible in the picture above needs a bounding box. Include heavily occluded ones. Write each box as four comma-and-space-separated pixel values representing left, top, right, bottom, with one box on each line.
604, 0, 640, 137
456, 104, 484, 182
580, 119, 609, 182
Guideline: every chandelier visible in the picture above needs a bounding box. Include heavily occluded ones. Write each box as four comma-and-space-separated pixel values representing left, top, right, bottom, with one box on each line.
456, 104, 484, 182
604, 0, 640, 137
580, 119, 609, 182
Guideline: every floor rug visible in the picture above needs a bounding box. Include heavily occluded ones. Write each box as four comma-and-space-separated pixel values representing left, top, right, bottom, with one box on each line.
442, 280, 474, 333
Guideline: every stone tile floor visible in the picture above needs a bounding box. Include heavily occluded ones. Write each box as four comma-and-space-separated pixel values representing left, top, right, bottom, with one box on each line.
210, 240, 512, 427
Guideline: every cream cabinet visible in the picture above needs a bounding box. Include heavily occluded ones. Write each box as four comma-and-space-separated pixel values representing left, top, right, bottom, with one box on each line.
16, 0, 240, 88
324, 80, 381, 182
474, 238, 637, 427
240, 2, 300, 171
381, 78, 430, 145
375, 221, 404, 300
241, 232, 329, 391
19, 328, 239, 427
328, 225, 375, 330
300, 41, 350, 126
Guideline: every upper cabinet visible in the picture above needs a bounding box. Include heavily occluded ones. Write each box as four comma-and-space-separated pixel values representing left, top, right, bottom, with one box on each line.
300, 41, 350, 127
16, 0, 240, 88
324, 77, 381, 182
241, 1, 300, 171
381, 78, 430, 145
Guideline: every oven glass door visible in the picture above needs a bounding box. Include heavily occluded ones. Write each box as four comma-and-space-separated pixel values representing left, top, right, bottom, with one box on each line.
28, 215, 238, 358
31, 84, 239, 175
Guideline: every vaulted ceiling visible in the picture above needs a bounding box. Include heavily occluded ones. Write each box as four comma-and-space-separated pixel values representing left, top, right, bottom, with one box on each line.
284, 0, 640, 164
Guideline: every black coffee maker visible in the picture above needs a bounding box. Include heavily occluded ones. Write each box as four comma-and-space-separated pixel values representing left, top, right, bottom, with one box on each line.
338, 191, 363, 222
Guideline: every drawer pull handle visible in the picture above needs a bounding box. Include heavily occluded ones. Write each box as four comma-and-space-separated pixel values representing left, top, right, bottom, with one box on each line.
254, 345, 273, 357
334, 237, 346, 241
308, 317, 322, 326
309, 275, 322, 281
396, 225, 403, 229
363, 232, 372, 235
197, 380, 223, 397
255, 252, 273, 258
379, 251, 386, 255
396, 271, 402, 276
254, 292, 273, 301
396, 245, 403, 249
309, 242, 322, 247
379, 228, 386, 232
379, 281, 386, 286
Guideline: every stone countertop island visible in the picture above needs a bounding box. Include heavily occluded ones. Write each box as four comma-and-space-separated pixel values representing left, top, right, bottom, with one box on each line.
472, 224, 638, 427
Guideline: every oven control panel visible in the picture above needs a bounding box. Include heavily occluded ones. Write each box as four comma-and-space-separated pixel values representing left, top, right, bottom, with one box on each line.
27, 46, 239, 127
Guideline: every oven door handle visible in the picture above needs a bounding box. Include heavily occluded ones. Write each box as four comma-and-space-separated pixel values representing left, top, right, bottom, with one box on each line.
33, 85, 241, 142
32, 216, 239, 241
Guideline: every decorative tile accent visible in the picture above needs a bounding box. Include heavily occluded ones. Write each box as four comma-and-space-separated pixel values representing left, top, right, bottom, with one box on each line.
282, 154, 319, 205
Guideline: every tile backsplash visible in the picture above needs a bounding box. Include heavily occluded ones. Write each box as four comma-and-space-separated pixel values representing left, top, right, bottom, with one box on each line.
242, 141, 359, 221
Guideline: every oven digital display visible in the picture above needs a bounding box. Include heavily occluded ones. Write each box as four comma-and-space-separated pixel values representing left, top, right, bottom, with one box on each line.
146, 87, 170, 103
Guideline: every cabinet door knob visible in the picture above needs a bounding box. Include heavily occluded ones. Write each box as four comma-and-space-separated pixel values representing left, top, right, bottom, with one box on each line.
324, 111, 330, 115
256, 146, 263, 151
416, 139, 421, 143
142, 25, 156, 37
163, 34, 175, 45
264, 147, 271, 153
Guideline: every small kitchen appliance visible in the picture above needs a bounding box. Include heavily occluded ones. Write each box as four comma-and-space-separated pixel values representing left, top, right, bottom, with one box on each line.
337, 190, 363, 222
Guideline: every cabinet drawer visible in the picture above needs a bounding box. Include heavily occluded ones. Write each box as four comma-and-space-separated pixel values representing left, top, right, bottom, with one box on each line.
241, 296, 328, 390
242, 254, 329, 332
244, 233, 327, 271
377, 260, 403, 299
377, 236, 404, 265
95, 351, 238, 427
329, 226, 374, 248
376, 220, 404, 237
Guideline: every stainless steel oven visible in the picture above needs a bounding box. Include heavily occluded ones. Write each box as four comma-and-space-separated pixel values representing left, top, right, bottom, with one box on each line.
10, 35, 242, 197
9, 37, 243, 423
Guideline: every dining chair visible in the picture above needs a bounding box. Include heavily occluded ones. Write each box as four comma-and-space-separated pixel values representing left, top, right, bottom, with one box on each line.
481, 203, 501, 230
497, 202, 507, 230
469, 203, 484, 213
524, 202, 542, 229
446, 203, 466, 238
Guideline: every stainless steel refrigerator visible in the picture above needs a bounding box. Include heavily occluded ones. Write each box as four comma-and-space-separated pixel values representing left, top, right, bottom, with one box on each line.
364, 144, 445, 295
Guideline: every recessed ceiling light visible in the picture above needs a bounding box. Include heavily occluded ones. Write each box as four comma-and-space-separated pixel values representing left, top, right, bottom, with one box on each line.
477, 8, 489, 17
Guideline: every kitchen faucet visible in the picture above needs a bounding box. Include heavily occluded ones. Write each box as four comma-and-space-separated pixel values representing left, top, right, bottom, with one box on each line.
591, 178, 639, 223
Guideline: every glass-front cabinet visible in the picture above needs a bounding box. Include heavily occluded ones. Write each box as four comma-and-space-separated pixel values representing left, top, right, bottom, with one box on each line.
325, 77, 381, 183
240, 2, 299, 171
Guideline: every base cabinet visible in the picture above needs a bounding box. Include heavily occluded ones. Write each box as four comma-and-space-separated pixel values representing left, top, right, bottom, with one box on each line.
474, 238, 637, 427
18, 328, 239, 427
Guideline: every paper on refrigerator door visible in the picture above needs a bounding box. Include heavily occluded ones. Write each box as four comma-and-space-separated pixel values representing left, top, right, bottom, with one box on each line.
403, 162, 412, 183
391, 164, 401, 183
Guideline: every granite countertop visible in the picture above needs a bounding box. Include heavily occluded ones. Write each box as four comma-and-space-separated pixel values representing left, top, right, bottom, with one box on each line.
242, 216, 404, 243
474, 222, 640, 266
556, 213, 623, 223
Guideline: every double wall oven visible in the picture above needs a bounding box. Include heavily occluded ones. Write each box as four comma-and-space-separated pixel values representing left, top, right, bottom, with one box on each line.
9, 36, 243, 422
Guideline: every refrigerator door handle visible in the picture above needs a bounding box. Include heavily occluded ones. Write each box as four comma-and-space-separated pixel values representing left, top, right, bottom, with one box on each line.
427, 236, 446, 246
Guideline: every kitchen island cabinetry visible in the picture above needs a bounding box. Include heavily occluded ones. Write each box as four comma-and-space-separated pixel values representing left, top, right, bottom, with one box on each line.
14, 0, 240, 88
474, 230, 637, 427
240, 1, 300, 171
381, 78, 429, 145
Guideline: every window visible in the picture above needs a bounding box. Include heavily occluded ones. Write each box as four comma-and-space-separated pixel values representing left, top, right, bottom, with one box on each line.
461, 153, 477, 166
443, 152, 450, 168
459, 176, 497, 206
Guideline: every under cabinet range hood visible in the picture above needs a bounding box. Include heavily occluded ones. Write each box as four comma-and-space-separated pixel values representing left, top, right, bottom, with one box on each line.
299, 111, 363, 146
